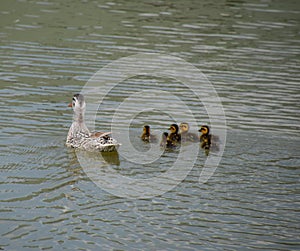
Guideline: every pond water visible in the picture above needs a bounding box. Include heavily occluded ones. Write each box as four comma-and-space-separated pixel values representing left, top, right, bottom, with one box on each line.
1, 0, 299, 250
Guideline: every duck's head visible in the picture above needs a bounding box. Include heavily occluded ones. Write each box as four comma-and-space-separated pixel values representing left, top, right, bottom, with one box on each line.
198, 125, 210, 135
162, 132, 168, 138
160, 132, 169, 147
68, 94, 86, 112
143, 125, 150, 134
179, 122, 189, 133
169, 124, 179, 134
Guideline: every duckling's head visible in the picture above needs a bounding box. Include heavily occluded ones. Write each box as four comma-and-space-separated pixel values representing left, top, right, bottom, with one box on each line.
198, 125, 210, 135
169, 124, 179, 134
160, 132, 169, 147
179, 122, 189, 133
143, 125, 150, 134
69, 94, 86, 112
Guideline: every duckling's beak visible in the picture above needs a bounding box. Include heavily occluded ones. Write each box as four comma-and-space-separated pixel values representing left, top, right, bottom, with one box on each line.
68, 102, 72, 107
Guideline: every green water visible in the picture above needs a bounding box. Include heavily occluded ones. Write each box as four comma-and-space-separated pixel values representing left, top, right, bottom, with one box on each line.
1, 0, 299, 250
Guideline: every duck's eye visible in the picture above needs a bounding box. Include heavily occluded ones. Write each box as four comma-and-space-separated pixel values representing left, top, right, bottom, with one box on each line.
180, 125, 187, 128
201, 127, 208, 133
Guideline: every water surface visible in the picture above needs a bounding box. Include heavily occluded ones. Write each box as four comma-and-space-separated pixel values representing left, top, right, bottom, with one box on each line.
1, 0, 299, 250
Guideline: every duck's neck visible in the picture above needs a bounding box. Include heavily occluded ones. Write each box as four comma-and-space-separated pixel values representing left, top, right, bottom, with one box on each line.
73, 109, 89, 133
73, 109, 85, 124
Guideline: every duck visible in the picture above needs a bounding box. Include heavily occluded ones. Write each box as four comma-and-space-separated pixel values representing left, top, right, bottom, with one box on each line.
199, 125, 212, 150
179, 122, 198, 143
66, 94, 120, 152
166, 124, 181, 147
140, 125, 157, 143
160, 132, 169, 147
199, 125, 220, 153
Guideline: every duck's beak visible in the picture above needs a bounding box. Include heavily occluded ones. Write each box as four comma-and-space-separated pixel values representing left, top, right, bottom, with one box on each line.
68, 103, 72, 107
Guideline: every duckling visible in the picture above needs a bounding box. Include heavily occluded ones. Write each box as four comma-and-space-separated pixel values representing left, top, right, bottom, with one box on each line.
166, 124, 181, 147
160, 132, 169, 147
199, 125, 212, 150
140, 125, 157, 142
199, 125, 221, 155
179, 122, 198, 143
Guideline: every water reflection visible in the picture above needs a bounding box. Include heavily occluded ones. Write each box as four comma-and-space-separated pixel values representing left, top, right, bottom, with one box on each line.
71, 149, 120, 166
101, 151, 120, 166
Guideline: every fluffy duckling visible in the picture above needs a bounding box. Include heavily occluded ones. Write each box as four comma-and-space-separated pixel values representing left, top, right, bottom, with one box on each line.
141, 125, 157, 142
166, 124, 181, 147
160, 132, 169, 147
199, 125, 220, 155
199, 125, 212, 150
179, 122, 198, 143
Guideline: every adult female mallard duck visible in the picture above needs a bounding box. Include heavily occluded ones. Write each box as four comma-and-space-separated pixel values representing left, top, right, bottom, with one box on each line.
140, 125, 157, 143
179, 122, 198, 143
166, 123, 181, 148
66, 94, 120, 152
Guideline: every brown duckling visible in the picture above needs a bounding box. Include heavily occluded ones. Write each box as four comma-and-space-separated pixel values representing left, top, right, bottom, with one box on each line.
199, 125, 220, 151
199, 125, 212, 150
166, 124, 181, 147
141, 125, 157, 142
179, 122, 198, 143
160, 132, 169, 147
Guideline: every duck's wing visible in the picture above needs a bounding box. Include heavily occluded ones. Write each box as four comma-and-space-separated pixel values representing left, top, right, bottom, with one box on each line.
90, 131, 112, 138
